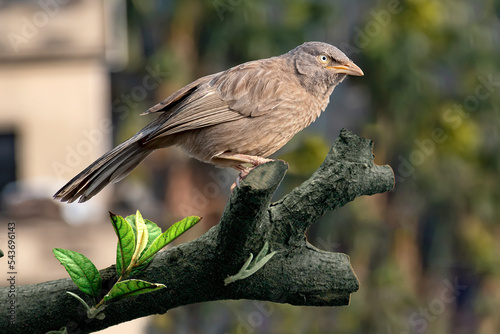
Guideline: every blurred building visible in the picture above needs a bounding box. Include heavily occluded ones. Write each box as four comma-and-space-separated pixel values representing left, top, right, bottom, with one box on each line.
0, 0, 127, 220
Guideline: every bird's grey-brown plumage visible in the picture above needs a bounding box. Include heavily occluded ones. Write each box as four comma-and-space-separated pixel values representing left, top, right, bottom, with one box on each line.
54, 41, 363, 203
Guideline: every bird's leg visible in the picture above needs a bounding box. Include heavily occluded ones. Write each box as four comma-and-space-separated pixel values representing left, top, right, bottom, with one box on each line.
232, 165, 251, 191
220, 154, 274, 191
233, 164, 251, 179
225, 154, 274, 167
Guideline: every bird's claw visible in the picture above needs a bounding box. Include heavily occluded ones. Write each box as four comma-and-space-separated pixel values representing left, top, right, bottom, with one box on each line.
230, 166, 252, 192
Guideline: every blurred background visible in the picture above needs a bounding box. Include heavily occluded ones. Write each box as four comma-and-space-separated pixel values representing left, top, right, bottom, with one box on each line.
1, 0, 499, 333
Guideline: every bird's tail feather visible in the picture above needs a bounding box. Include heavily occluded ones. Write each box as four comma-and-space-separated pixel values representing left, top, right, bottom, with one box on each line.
53, 138, 154, 203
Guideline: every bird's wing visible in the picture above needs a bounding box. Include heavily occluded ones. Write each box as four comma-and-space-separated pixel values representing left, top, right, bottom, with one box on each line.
214, 58, 294, 117
144, 58, 297, 140
141, 73, 219, 115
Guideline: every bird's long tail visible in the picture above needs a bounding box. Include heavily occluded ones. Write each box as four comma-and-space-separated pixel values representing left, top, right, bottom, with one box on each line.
53, 137, 155, 203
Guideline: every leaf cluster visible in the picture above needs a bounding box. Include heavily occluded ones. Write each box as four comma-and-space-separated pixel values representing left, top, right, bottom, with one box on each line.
53, 211, 200, 319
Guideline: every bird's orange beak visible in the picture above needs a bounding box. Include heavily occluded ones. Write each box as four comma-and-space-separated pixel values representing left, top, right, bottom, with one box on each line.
328, 61, 364, 76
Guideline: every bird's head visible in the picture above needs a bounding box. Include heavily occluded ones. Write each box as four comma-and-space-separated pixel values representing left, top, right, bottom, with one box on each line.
287, 41, 364, 95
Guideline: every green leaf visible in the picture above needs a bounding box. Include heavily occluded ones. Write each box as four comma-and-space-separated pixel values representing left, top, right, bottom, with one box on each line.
129, 210, 149, 268
125, 215, 137, 235
224, 242, 276, 285
109, 212, 135, 277
144, 219, 162, 250
125, 214, 162, 251
254, 240, 270, 263
101, 279, 165, 304
53, 248, 102, 299
137, 216, 201, 267
130, 219, 163, 276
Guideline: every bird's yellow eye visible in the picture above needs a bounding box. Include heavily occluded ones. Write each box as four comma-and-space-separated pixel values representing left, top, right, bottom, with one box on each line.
319, 54, 329, 63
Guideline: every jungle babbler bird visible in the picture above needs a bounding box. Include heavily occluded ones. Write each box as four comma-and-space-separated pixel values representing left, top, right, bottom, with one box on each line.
54, 41, 364, 203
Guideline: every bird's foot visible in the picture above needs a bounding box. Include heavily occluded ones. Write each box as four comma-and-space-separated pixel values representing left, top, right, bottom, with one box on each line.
226, 155, 274, 192
217, 153, 273, 168
230, 166, 252, 192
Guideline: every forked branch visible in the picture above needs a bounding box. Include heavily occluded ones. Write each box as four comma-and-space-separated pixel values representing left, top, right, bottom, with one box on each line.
0, 129, 394, 334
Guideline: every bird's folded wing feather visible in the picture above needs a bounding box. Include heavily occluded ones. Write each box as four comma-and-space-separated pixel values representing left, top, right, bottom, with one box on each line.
214, 58, 295, 117
141, 73, 220, 115
143, 58, 297, 141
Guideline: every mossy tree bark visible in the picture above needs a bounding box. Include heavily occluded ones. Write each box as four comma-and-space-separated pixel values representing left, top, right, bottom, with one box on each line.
0, 129, 394, 334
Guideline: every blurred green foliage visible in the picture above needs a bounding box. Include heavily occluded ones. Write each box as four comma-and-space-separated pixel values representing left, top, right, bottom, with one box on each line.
114, 0, 500, 333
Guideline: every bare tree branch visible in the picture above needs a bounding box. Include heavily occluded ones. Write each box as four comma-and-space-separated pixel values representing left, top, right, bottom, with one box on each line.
0, 129, 394, 334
